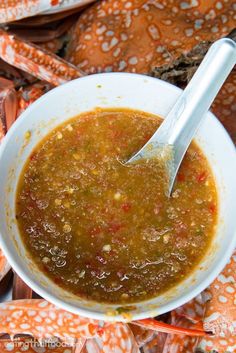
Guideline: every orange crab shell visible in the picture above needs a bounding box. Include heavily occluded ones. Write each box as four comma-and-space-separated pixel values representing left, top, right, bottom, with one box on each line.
211, 70, 236, 144
0, 30, 84, 87
196, 251, 236, 353
0, 248, 11, 283
173, 250, 236, 353
0, 0, 96, 24
0, 299, 140, 353
66, 0, 235, 74
0, 0, 56, 24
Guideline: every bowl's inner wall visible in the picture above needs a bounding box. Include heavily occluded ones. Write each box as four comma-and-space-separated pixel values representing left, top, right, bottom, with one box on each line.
0, 73, 235, 321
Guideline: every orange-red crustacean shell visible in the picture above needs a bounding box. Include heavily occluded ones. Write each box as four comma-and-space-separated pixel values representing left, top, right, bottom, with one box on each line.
0, 248, 11, 283
66, 0, 235, 74
0, 298, 209, 353
0, 0, 96, 24
0, 29, 84, 86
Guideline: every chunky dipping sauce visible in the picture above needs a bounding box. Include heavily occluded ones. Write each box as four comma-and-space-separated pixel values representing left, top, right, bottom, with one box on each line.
16, 109, 217, 304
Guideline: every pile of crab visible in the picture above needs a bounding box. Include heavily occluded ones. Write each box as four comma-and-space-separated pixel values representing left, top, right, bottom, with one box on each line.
0, 1, 235, 352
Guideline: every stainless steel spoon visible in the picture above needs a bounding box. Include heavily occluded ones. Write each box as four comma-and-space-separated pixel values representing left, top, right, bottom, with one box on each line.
125, 38, 236, 196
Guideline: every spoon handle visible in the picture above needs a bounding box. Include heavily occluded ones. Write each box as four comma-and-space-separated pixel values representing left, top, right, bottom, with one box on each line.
151, 37, 236, 192
153, 37, 236, 146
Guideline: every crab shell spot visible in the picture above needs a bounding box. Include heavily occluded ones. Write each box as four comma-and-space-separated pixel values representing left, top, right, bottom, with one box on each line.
28, 310, 36, 316
49, 311, 56, 320
35, 315, 43, 322
36, 325, 45, 332
226, 286, 235, 294
180, 1, 199, 10
20, 323, 31, 329
40, 311, 47, 318
147, 24, 160, 40
12, 310, 23, 318
218, 295, 228, 303
185, 28, 194, 37
218, 274, 235, 284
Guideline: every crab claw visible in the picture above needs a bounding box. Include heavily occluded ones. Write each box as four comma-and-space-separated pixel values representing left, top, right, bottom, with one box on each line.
0, 30, 84, 86
133, 318, 207, 337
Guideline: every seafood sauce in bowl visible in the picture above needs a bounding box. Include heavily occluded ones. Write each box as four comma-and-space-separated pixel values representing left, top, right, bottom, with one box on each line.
0, 73, 235, 321
16, 109, 217, 304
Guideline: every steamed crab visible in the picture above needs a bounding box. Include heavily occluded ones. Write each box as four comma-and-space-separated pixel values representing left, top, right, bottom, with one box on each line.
0, 1, 235, 352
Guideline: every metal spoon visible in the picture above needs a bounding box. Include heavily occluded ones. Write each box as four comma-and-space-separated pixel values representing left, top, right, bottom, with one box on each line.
125, 38, 236, 196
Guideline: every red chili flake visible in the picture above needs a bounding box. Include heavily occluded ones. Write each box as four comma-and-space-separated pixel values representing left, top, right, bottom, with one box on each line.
90, 226, 102, 237
85, 261, 92, 269
111, 129, 123, 139
196, 171, 207, 183
27, 201, 36, 210
54, 277, 62, 285
109, 249, 117, 256
85, 260, 97, 270
177, 173, 185, 182
108, 222, 122, 233
30, 153, 37, 161
143, 133, 152, 142
121, 202, 131, 212
209, 203, 216, 214
43, 265, 49, 273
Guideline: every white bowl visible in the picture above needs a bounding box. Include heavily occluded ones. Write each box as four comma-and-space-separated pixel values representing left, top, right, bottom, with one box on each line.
0, 73, 235, 322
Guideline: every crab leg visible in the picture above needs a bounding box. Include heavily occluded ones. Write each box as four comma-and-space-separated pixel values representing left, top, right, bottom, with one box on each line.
0, 1, 58, 24
10, 7, 86, 26
161, 312, 200, 353
0, 248, 11, 295
0, 0, 94, 24
0, 250, 10, 281
0, 30, 84, 86
13, 273, 33, 300
0, 77, 18, 135
133, 318, 207, 337
9, 15, 76, 43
